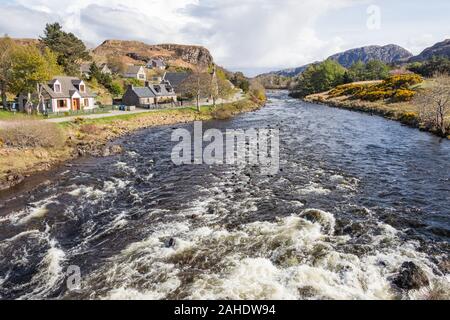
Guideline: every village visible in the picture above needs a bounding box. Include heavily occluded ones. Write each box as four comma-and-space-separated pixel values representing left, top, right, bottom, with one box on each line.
0, 24, 254, 122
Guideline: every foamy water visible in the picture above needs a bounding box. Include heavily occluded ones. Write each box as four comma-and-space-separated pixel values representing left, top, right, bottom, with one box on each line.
0, 91, 449, 300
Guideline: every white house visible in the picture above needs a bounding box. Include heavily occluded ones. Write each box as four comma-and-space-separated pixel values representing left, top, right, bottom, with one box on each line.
80, 63, 112, 78
146, 59, 166, 70
123, 65, 147, 81
18, 76, 96, 113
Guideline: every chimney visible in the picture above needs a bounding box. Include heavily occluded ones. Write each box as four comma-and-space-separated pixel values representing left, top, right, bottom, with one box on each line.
145, 81, 150, 87
127, 84, 134, 91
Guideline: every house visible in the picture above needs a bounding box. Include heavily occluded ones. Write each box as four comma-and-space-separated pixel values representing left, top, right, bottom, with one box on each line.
122, 81, 177, 108
146, 59, 166, 70
80, 63, 112, 78
123, 65, 147, 81
162, 72, 190, 91
18, 76, 96, 113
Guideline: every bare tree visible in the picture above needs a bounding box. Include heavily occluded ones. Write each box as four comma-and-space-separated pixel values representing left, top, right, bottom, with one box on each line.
178, 66, 211, 112
415, 73, 450, 136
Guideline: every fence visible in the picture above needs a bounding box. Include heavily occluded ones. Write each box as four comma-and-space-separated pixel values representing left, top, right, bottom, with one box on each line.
44, 105, 118, 118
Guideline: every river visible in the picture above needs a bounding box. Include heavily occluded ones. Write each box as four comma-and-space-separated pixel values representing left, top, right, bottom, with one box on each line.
0, 91, 449, 300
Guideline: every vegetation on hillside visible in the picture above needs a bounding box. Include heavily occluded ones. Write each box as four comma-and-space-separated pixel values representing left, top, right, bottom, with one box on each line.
407, 56, 450, 77
290, 59, 392, 98
328, 74, 423, 102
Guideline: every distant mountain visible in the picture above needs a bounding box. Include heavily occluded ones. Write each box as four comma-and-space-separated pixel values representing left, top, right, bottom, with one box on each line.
263, 64, 313, 78
259, 44, 413, 78
409, 39, 450, 62
328, 44, 413, 68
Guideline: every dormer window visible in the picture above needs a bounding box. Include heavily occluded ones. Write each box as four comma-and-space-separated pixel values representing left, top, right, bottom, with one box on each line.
79, 84, 85, 93
54, 84, 61, 93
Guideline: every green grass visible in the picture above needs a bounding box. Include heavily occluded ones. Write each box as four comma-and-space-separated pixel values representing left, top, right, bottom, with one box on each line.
0, 110, 42, 121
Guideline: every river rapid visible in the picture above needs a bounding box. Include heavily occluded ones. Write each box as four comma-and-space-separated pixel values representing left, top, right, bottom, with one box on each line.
0, 91, 449, 300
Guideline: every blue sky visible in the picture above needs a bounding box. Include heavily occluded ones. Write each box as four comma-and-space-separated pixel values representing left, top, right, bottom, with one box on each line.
0, 0, 448, 76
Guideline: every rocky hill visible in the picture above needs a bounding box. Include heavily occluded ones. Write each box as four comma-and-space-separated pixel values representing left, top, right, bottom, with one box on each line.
328, 44, 413, 68
409, 39, 450, 62
260, 44, 413, 79
92, 40, 214, 70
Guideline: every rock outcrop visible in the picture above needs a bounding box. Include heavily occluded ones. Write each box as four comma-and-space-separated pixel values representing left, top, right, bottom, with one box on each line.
93, 40, 214, 70
392, 261, 430, 290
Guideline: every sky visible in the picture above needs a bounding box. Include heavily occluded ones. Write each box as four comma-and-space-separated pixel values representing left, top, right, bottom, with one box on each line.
0, 0, 449, 76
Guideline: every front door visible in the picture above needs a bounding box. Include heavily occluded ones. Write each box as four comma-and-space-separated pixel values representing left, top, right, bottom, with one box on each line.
72, 98, 80, 111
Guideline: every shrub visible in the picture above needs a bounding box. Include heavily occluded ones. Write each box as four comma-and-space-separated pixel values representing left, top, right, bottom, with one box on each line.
384, 74, 423, 89
0, 121, 65, 148
392, 89, 416, 102
358, 90, 389, 101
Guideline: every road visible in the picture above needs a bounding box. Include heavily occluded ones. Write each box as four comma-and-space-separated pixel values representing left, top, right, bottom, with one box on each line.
45, 90, 245, 123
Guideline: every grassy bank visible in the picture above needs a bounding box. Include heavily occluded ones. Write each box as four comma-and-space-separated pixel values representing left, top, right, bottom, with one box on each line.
304, 79, 450, 139
0, 98, 264, 191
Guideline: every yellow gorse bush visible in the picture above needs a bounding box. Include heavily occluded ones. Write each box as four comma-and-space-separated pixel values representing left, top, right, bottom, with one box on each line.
329, 74, 423, 102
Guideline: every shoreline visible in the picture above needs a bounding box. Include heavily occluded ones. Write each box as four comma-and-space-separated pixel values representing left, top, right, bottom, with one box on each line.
303, 93, 450, 140
0, 98, 264, 193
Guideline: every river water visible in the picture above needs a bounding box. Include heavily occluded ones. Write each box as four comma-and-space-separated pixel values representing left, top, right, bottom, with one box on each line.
0, 91, 449, 300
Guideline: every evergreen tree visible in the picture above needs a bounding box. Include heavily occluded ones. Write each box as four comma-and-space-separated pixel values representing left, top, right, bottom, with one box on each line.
40, 22, 91, 76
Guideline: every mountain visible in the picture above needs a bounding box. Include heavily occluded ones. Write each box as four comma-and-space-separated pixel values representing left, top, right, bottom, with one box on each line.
92, 40, 214, 70
328, 44, 413, 68
263, 64, 313, 78
259, 44, 413, 79
409, 39, 450, 62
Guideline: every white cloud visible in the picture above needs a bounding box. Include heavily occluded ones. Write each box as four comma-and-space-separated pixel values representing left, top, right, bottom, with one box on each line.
1, 0, 448, 75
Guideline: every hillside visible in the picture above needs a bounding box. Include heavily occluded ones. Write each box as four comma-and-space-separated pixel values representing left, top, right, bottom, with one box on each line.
92, 40, 214, 71
409, 39, 450, 62
259, 44, 412, 79
328, 44, 413, 68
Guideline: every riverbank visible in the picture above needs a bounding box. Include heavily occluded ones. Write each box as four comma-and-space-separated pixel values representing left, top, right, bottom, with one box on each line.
0, 98, 264, 191
304, 91, 450, 139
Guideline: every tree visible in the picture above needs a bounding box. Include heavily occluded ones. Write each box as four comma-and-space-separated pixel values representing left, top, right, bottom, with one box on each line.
230, 72, 250, 92
9, 45, 62, 114
290, 60, 346, 97
408, 56, 450, 77
365, 60, 390, 80
40, 22, 90, 76
107, 55, 127, 75
178, 67, 211, 112
348, 60, 390, 81
0, 36, 16, 108
209, 65, 234, 107
348, 60, 366, 82
414, 73, 450, 136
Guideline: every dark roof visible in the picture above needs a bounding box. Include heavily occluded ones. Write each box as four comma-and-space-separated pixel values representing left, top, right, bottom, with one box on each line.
150, 84, 176, 97
129, 83, 176, 98
42, 76, 95, 99
132, 87, 156, 98
163, 72, 190, 88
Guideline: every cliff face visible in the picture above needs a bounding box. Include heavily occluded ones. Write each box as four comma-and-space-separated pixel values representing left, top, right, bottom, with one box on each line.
409, 39, 450, 62
92, 40, 214, 70
328, 44, 413, 68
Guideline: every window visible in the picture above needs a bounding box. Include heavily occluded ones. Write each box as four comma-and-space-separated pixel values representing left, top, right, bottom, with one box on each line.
57, 100, 67, 108
54, 84, 61, 92
84, 99, 89, 106
139, 74, 145, 80
79, 85, 85, 93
